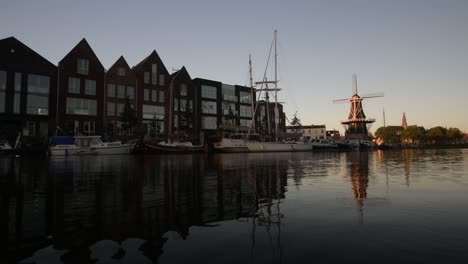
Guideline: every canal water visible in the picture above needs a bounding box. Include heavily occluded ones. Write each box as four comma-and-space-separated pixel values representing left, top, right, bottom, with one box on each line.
1, 149, 468, 263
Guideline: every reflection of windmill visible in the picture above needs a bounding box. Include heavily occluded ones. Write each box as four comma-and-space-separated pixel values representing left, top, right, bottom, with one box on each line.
334, 74, 383, 140
348, 151, 369, 224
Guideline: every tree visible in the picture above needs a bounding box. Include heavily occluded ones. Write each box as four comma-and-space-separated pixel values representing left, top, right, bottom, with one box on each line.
446, 127, 463, 143
426, 126, 446, 144
290, 111, 302, 140
374, 126, 402, 144
402, 126, 422, 144
120, 97, 137, 134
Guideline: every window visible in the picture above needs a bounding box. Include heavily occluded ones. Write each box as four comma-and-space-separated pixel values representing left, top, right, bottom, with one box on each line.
26, 95, 48, 115
180, 83, 187, 96
240, 119, 252, 127
201, 85, 217, 99
202, 116, 217, 130
68, 77, 80, 93
174, 98, 178, 112
27, 75, 50, 115
144, 72, 150, 84
83, 121, 95, 135
24, 121, 36, 136
0, 71, 5, 113
222, 102, 236, 116
174, 114, 178, 128
222, 84, 237, 101
127, 86, 134, 99
202, 101, 217, 114
240, 91, 252, 104
85, 79, 96, 95
77, 58, 89, 75
107, 102, 115, 116
144, 89, 150, 101
240, 105, 252, 117
142, 104, 165, 119
117, 67, 125, 76
151, 90, 157, 102
159, 74, 164, 86
117, 103, 124, 115
14, 73, 21, 114
151, 64, 157, 85
159, 90, 164, 103
117, 85, 125, 98
66, 98, 97, 116
180, 99, 192, 112
107, 84, 115, 97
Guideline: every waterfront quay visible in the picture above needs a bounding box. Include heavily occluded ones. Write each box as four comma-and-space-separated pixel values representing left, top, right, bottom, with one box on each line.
2, 149, 468, 263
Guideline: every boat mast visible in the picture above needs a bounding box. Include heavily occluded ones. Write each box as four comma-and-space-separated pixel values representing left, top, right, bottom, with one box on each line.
249, 54, 256, 133
274, 30, 279, 142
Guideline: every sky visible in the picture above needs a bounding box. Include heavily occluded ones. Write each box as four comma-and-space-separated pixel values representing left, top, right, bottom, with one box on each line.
2, 0, 468, 133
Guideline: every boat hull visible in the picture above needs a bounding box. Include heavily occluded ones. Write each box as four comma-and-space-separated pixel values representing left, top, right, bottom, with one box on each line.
214, 139, 249, 153
246, 142, 313, 152
49, 144, 134, 156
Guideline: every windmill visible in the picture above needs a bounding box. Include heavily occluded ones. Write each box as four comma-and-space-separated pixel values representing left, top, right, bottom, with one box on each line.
333, 74, 383, 140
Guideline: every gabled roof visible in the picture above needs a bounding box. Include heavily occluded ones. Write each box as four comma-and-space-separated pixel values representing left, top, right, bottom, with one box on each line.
0, 36, 56, 71
132, 50, 169, 75
171, 66, 192, 80
59, 38, 104, 70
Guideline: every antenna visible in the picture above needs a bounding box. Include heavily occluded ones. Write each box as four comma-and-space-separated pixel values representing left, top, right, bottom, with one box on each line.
383, 107, 386, 127
352, 73, 358, 95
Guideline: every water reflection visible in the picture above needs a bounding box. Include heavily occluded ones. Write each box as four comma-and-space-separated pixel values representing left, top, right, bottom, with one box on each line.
3, 154, 289, 263
347, 151, 369, 224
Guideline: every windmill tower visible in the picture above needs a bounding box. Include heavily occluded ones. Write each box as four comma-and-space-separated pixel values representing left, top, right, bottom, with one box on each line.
334, 74, 383, 140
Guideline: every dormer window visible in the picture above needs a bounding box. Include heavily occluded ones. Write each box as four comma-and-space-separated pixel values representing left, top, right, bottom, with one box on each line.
117, 67, 125, 76
77, 58, 89, 75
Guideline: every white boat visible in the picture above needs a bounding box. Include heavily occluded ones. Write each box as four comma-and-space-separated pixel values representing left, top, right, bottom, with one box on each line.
246, 141, 313, 152
214, 138, 249, 152
0, 139, 13, 154
49, 136, 135, 156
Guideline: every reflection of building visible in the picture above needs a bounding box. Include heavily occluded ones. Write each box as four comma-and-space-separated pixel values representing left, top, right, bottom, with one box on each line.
347, 151, 369, 224
5, 154, 288, 263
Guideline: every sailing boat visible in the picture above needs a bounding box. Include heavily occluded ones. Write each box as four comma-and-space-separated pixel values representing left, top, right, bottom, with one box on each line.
246, 30, 313, 152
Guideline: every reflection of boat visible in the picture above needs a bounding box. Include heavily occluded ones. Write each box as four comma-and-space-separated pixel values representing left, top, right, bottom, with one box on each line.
246, 141, 313, 152
214, 137, 249, 152
49, 136, 135, 156
143, 140, 204, 153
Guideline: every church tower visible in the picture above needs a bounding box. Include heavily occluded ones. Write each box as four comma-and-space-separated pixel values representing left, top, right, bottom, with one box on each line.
402, 112, 407, 129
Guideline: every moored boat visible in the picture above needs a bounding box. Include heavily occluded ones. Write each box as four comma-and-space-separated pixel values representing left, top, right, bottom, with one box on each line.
309, 139, 338, 150
49, 136, 135, 156
0, 139, 13, 155
143, 140, 204, 153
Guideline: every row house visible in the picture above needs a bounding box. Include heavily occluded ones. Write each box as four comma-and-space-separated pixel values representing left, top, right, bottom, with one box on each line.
105, 56, 137, 136
0, 37, 57, 144
132, 51, 170, 137
286, 124, 326, 140
193, 78, 256, 143
57, 38, 105, 136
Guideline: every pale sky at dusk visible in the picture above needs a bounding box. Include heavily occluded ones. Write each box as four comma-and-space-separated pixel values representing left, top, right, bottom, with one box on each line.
2, 0, 467, 133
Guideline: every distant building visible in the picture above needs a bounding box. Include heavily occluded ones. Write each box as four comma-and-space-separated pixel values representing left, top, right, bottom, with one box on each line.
57, 38, 105, 135
326, 130, 341, 141
286, 125, 326, 140
0, 37, 58, 144
105, 56, 137, 136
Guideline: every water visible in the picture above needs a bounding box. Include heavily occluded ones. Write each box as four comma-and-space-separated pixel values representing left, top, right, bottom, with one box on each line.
1, 149, 468, 263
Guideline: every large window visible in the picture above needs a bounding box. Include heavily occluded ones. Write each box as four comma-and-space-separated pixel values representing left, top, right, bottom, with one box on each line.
107, 84, 115, 97
107, 102, 115, 116
222, 84, 237, 101
240, 91, 252, 104
151, 64, 157, 85
83, 121, 95, 135
142, 104, 165, 119
151, 90, 157, 102
202, 101, 217, 114
201, 85, 217, 99
127, 86, 134, 99
68, 77, 80, 93
159, 90, 164, 103
66, 98, 97, 116
240, 105, 252, 117
180, 83, 187, 96
27, 74, 50, 115
117, 85, 125, 98
77, 58, 89, 75
14, 72, 21, 114
222, 102, 236, 116
0, 71, 5, 113
159, 74, 164, 86
144, 72, 150, 84
117, 67, 125, 76
85, 79, 96, 95
202, 116, 217, 130
144, 89, 150, 101
240, 119, 252, 127
117, 103, 125, 115
180, 99, 192, 112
